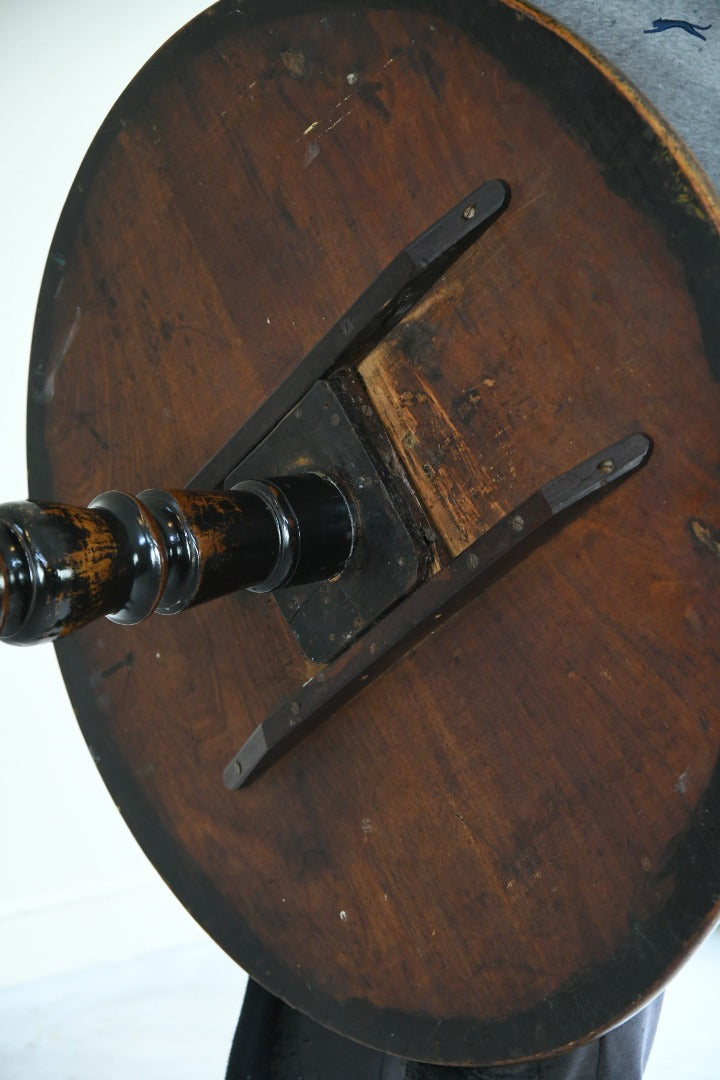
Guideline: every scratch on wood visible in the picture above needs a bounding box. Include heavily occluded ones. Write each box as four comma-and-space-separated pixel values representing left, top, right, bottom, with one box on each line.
76, 411, 110, 452
157, 320, 230, 347
101, 652, 134, 680
60, 306, 82, 362
452, 810, 484, 843
489, 160, 556, 239
296, 97, 354, 145
325, 107, 356, 134
381, 36, 417, 69
507, 189, 547, 222
36, 305, 81, 404
304, 141, 320, 166
295, 33, 422, 145
689, 518, 720, 558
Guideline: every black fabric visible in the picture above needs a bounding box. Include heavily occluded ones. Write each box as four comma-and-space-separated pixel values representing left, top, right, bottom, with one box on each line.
225, 982, 662, 1080
402, 995, 663, 1080
225, 979, 404, 1080
225, 979, 283, 1080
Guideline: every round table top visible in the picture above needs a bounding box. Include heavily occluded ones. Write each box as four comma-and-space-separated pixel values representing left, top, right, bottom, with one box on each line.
24, 0, 720, 1065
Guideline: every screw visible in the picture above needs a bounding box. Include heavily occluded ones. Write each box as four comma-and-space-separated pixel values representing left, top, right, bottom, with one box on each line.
463, 204, 476, 220
598, 459, 615, 474
510, 514, 524, 533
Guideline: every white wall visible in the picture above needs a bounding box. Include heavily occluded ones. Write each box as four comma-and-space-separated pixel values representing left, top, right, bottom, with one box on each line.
0, 0, 213, 989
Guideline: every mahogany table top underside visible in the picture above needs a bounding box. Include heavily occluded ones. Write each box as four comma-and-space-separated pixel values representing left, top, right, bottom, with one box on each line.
27, 0, 720, 1065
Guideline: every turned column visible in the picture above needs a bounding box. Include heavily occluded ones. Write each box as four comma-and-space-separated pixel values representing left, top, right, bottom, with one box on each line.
0, 476, 354, 645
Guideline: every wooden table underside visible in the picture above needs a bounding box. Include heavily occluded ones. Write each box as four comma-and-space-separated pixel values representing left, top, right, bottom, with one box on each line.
28, 0, 720, 1064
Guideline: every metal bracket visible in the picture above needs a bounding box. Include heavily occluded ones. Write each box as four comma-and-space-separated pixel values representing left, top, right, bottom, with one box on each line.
227, 371, 434, 662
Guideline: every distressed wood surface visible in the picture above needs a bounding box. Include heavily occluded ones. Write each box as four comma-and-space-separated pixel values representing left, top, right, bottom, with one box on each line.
26, 0, 720, 1065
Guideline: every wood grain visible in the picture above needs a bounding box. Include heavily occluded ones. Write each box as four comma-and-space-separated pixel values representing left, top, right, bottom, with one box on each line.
25, 0, 720, 1065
